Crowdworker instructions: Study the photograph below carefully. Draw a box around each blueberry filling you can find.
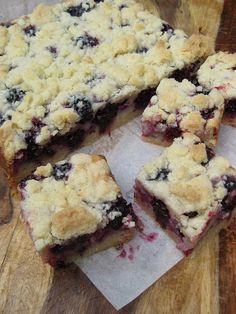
[221,176,236,212]
[0,22,13,28]
[119,4,128,10]
[47,46,58,56]
[184,211,198,218]
[223,176,236,192]
[47,197,135,266]
[94,103,118,132]
[149,168,170,181]
[161,23,174,34]
[171,61,202,83]
[94,0,104,3]
[201,147,215,166]
[135,88,156,109]
[200,107,216,120]
[6,88,25,104]
[52,162,72,181]
[106,197,132,230]
[76,34,99,48]
[66,3,92,17]
[63,129,86,148]
[24,119,45,159]
[136,47,148,54]
[0,115,5,126]
[165,124,182,140]
[23,25,37,37]
[225,99,236,113]
[151,199,170,228]
[65,97,93,123]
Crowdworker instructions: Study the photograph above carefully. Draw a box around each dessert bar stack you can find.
[0,0,235,265]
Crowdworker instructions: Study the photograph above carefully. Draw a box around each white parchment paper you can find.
[74,119,236,310]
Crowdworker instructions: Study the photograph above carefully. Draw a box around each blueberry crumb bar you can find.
[134,133,236,254]
[0,0,210,183]
[141,78,224,147]
[19,153,136,267]
[197,51,236,127]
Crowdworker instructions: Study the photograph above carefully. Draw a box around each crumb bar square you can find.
[141,78,224,147]
[197,51,236,127]
[19,153,136,267]
[0,0,210,182]
[134,133,236,254]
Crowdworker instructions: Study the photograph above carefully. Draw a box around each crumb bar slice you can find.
[0,0,210,183]
[19,153,136,267]
[197,51,236,126]
[134,133,236,255]
[141,78,224,147]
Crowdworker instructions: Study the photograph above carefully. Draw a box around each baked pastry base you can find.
[41,228,134,267]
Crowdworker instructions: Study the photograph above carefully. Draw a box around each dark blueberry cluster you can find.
[223,176,236,192]
[24,118,45,159]
[94,0,104,3]
[52,162,72,181]
[119,4,128,10]
[6,88,25,104]
[0,115,5,126]
[151,199,170,228]
[161,23,174,34]
[200,107,216,120]
[225,99,236,113]
[65,97,93,123]
[0,22,13,28]
[136,47,148,54]
[23,25,37,37]
[135,88,156,109]
[221,176,236,212]
[47,46,58,56]
[201,147,215,166]
[165,124,182,140]
[106,197,132,230]
[183,211,198,218]
[94,103,118,132]
[171,61,202,83]
[76,34,99,48]
[149,168,170,181]
[66,3,92,17]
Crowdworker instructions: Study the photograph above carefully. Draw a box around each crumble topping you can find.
[136,133,236,239]
[197,51,236,99]
[142,78,224,147]
[0,0,210,163]
[19,153,134,250]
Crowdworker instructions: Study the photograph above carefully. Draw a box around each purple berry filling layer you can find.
[12,87,156,174]
[134,178,236,255]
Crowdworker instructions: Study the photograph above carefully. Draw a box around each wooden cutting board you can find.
[0,1,235,313]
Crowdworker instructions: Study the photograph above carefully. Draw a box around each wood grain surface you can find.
[0,1,236,314]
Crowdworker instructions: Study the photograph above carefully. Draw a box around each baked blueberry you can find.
[149,168,170,181]
[6,88,25,104]
[52,162,72,180]
[66,3,92,17]
[65,97,93,123]
[76,34,99,48]
[23,25,37,37]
